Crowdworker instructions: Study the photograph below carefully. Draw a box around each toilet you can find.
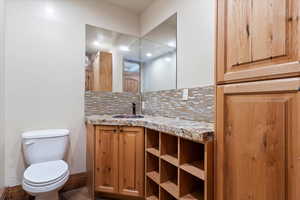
[22,129,70,200]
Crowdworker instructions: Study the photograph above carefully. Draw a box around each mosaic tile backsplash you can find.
[142,86,214,122]
[85,85,215,122]
[85,91,141,116]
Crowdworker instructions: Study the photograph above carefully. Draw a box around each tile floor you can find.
[62,187,90,200]
[62,187,113,200]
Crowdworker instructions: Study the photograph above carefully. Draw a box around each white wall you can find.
[4,0,139,186]
[0,0,5,189]
[142,52,176,92]
[140,0,215,88]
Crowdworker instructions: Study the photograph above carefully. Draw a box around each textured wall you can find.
[4,0,140,186]
[85,86,214,122]
[85,91,141,116]
[142,86,214,122]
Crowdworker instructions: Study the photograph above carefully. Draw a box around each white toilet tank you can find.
[22,129,69,165]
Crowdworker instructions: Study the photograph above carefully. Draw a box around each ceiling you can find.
[86,13,177,63]
[102,0,154,14]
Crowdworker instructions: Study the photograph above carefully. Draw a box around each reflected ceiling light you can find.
[45,5,55,16]
[165,57,172,62]
[167,41,176,48]
[119,46,130,52]
[93,41,100,47]
[146,53,152,57]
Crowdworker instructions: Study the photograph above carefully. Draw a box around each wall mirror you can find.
[85,25,140,92]
[141,14,177,92]
[85,13,177,93]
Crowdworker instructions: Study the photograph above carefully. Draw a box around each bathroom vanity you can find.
[86,115,214,200]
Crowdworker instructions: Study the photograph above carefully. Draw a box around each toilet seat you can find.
[23,160,69,194]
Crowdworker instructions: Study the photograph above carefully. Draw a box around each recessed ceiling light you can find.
[167,41,176,48]
[119,46,130,52]
[165,57,172,62]
[93,41,100,47]
[146,53,152,57]
[45,6,54,15]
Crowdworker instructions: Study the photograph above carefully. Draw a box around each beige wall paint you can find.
[4,0,139,186]
[0,0,5,189]
[140,0,215,88]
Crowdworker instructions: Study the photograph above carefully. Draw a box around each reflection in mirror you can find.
[85,25,140,93]
[85,13,177,93]
[141,14,177,92]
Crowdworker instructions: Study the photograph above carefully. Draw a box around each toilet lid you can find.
[24,160,69,186]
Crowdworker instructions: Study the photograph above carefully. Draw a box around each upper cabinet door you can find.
[95,126,119,194]
[216,0,300,83]
[216,78,300,200]
[118,127,145,197]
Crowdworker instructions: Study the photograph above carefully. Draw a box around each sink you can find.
[113,114,144,119]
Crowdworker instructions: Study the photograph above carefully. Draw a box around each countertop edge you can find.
[85,115,215,143]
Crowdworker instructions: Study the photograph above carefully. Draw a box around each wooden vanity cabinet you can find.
[87,125,145,200]
[119,127,145,197]
[216,78,300,200]
[94,126,119,194]
[216,0,300,84]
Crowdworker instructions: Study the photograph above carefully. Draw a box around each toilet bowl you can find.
[22,129,70,200]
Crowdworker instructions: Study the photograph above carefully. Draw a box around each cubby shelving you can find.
[179,170,204,200]
[145,129,214,200]
[146,178,159,200]
[180,139,205,180]
[161,188,177,200]
[160,133,179,166]
[146,129,160,157]
[160,160,179,198]
[146,152,160,184]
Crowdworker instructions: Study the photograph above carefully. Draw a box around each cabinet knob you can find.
[120,129,123,132]
[113,129,117,133]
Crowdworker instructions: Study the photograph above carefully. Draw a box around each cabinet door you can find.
[216,0,300,83]
[119,127,145,197]
[216,78,300,200]
[95,126,119,193]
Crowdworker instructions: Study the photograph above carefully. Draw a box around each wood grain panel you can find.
[217,0,300,83]
[216,80,300,200]
[119,127,145,197]
[99,52,113,92]
[227,0,252,66]
[95,126,119,194]
[224,95,286,200]
[86,123,95,200]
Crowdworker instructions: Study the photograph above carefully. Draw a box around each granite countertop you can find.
[86,115,214,143]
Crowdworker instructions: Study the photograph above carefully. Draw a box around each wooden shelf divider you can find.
[147,147,160,157]
[147,171,160,184]
[145,129,213,200]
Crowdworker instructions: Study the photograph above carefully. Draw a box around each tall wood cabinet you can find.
[216,78,300,200]
[216,0,300,199]
[87,125,145,200]
[216,0,300,84]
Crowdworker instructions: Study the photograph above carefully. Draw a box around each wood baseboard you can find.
[4,172,87,200]
[0,188,7,200]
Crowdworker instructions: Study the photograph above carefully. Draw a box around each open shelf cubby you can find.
[145,128,214,200]
[146,129,160,157]
[160,133,179,166]
[146,152,160,184]
[160,160,179,198]
[161,188,177,200]
[146,178,159,200]
[179,170,204,200]
[179,139,205,180]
